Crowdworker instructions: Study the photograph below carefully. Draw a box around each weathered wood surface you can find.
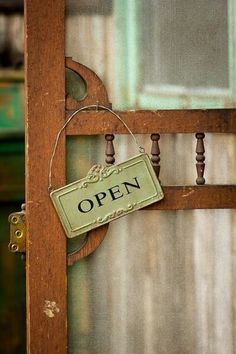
[67,224,108,266]
[65,58,113,265]
[66,109,236,135]
[25,1,67,353]
[144,185,236,210]
[65,57,111,110]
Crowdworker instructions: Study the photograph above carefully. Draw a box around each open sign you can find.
[50,153,164,238]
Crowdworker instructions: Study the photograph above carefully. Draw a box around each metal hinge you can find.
[8,203,26,254]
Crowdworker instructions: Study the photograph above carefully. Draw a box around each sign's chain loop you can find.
[48,104,145,192]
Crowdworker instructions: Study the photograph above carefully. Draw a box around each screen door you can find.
[65,1,236,354]
[24,1,236,353]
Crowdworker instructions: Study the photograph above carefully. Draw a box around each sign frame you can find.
[50,153,164,238]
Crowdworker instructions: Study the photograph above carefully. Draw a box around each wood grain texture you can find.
[65,59,113,266]
[66,109,236,135]
[144,185,236,210]
[65,57,111,110]
[25,1,67,353]
[67,225,109,266]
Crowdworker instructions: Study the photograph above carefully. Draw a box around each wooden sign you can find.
[50,153,164,238]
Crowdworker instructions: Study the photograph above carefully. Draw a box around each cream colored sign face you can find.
[50,153,164,238]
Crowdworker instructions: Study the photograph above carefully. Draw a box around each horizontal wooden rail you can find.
[66,109,236,135]
[143,185,236,210]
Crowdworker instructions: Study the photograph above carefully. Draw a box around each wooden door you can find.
[25,1,67,353]
[25,1,236,353]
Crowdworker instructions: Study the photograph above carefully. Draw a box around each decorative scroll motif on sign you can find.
[79,165,123,189]
[96,203,136,223]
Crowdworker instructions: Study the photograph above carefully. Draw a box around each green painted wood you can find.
[115,0,235,109]
[0,82,24,134]
[114,0,129,109]
[114,0,141,109]
[228,0,236,104]
[0,138,24,201]
[139,93,228,110]
[0,53,25,354]
[126,0,141,108]
[0,79,25,200]
[0,70,24,83]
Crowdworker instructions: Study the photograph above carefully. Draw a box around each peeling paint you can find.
[43,300,60,318]
[182,189,195,197]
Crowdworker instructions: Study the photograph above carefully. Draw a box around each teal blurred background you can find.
[0,1,25,353]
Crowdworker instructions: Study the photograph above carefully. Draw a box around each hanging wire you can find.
[48,104,145,192]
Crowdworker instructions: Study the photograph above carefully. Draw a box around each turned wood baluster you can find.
[150,134,160,178]
[195,132,205,185]
[105,134,115,165]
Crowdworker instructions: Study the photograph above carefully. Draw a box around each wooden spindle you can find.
[151,133,160,178]
[105,134,115,165]
[195,132,205,185]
